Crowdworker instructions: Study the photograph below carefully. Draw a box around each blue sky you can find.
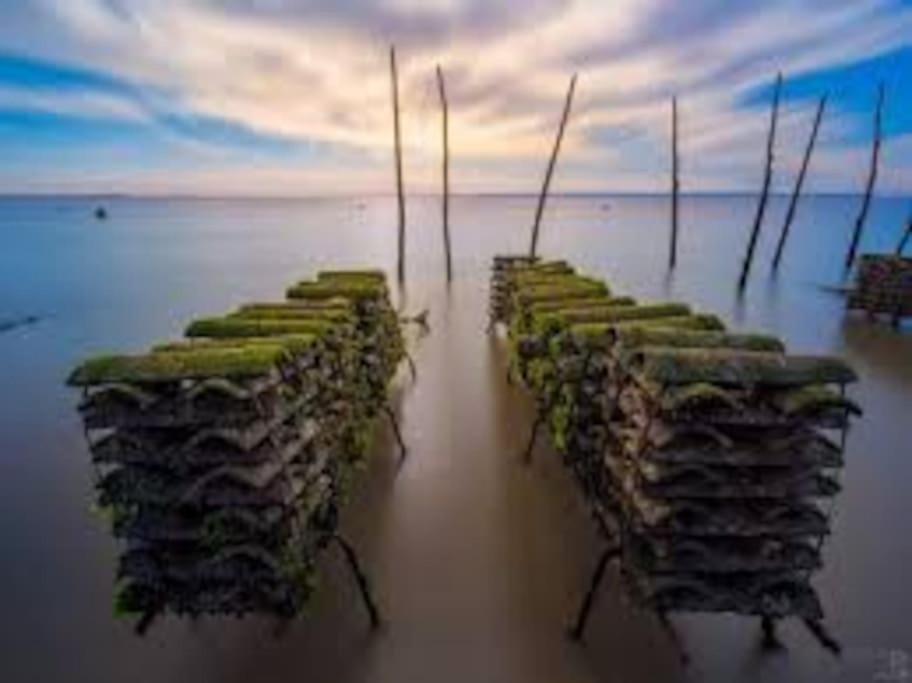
[0,1,910,195]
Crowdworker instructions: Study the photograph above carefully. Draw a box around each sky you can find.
[0,0,911,196]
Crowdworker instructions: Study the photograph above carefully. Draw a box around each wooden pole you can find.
[845,83,885,270]
[738,72,782,291]
[390,46,406,284]
[529,74,578,258]
[896,214,912,256]
[436,65,452,282]
[771,95,827,271]
[669,96,679,270]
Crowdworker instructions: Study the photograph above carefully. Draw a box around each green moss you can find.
[239,299,352,312]
[511,260,572,277]
[610,314,726,332]
[286,280,385,301]
[514,272,597,288]
[68,346,286,385]
[530,296,635,315]
[113,582,143,619]
[185,317,338,339]
[632,348,858,387]
[318,269,387,283]
[516,279,608,302]
[773,385,863,416]
[153,334,320,356]
[533,303,691,336]
[229,307,354,323]
[549,401,572,453]
[614,328,785,353]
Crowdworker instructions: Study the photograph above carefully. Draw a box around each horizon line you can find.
[0,190,909,201]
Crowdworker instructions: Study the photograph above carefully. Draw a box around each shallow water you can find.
[1,194,910,682]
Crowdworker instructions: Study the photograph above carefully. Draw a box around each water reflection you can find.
[1,194,910,682]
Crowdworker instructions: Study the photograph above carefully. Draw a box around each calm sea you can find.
[1,194,910,682]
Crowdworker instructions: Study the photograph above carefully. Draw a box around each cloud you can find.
[0,0,910,194]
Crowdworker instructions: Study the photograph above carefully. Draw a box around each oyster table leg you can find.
[332,534,381,629]
[567,544,619,641]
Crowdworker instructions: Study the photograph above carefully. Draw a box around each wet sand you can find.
[2,195,911,681]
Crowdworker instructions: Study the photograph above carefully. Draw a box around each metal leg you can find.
[761,615,784,651]
[802,618,841,656]
[333,534,381,629]
[523,409,544,464]
[656,611,690,666]
[567,546,618,641]
[134,608,160,636]
[383,403,408,461]
[404,350,418,382]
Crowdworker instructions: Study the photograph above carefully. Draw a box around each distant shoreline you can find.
[0,191,907,201]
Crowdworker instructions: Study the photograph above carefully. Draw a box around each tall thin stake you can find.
[669,96,680,270]
[845,83,885,271]
[390,46,406,284]
[738,72,782,291]
[771,95,827,272]
[896,214,912,256]
[436,65,452,282]
[529,74,578,258]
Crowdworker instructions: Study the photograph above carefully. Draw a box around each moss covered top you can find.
[68,347,286,386]
[185,317,339,339]
[238,299,352,313]
[567,315,727,346]
[531,296,635,315]
[318,269,388,283]
[229,307,354,323]
[512,271,581,290]
[773,384,862,416]
[631,347,858,387]
[286,280,386,301]
[613,328,785,353]
[515,281,609,307]
[153,334,320,356]
[611,314,726,332]
[511,259,571,274]
[533,302,691,336]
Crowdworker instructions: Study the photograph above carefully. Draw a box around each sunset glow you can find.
[1,0,911,195]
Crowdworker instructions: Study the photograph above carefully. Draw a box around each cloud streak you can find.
[0,0,910,194]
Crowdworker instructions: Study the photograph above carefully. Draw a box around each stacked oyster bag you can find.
[489,257,722,491]
[540,309,726,507]
[490,255,861,640]
[846,253,912,324]
[613,338,859,622]
[68,269,403,629]
[488,256,572,331]
[489,255,538,329]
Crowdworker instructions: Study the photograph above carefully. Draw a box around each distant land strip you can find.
[0,315,41,334]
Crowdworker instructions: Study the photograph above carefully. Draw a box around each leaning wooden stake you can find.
[738,73,782,291]
[845,83,885,271]
[529,74,578,258]
[896,214,912,256]
[771,95,827,271]
[436,65,453,282]
[669,96,680,269]
[390,46,406,284]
